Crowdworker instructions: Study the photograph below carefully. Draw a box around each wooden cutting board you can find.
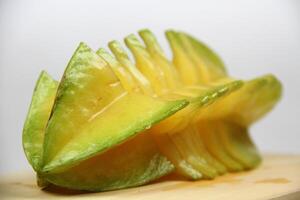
[0,154,299,200]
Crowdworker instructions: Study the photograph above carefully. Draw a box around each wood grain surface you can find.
[0,154,299,200]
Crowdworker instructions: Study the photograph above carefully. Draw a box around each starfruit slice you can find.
[99,31,244,179]
[165,30,281,171]
[23,71,58,171]
[23,43,188,191]
[101,29,281,179]
[41,43,187,173]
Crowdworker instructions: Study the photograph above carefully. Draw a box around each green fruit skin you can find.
[22,71,58,171]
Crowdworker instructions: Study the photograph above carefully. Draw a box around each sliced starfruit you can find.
[23,29,282,192]
[165,30,281,171]
[23,43,188,191]
[23,71,58,172]
[98,37,242,179]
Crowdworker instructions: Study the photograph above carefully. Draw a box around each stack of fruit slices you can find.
[22,29,282,191]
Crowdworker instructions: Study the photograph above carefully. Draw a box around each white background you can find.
[0,0,299,174]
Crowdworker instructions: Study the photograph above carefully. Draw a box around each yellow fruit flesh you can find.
[42,42,188,174]
[96,48,139,93]
[166,30,282,172]
[197,121,244,171]
[166,31,202,86]
[152,132,202,180]
[183,126,227,175]
[102,29,281,179]
[98,45,209,178]
[178,32,227,82]
[98,46,203,178]
[125,34,169,96]
[102,30,248,179]
[131,31,254,176]
[43,42,126,171]
[139,29,181,90]
[170,127,218,179]
[218,122,261,169]
[108,41,154,96]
